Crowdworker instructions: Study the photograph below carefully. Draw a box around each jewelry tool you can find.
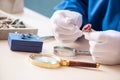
[29,54,100,69]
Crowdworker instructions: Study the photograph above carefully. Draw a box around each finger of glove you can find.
[55,30,82,40]
[83,31,107,42]
[89,49,111,64]
[89,40,114,53]
[89,41,120,65]
[91,51,120,65]
[51,15,66,26]
[51,16,78,33]
[92,55,112,65]
[51,10,82,30]
[50,10,73,27]
[55,38,77,43]
[54,30,82,42]
[65,13,82,28]
[54,24,80,35]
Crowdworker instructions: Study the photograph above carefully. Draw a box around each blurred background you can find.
[24,0,61,18]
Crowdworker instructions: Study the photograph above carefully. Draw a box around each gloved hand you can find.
[83,30,120,65]
[50,10,83,43]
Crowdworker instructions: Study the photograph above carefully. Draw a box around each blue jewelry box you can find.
[8,33,43,53]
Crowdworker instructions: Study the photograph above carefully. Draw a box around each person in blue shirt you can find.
[50,0,120,65]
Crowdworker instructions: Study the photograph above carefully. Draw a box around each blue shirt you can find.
[54,0,120,31]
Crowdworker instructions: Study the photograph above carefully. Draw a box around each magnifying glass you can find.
[29,54,100,69]
[54,46,91,57]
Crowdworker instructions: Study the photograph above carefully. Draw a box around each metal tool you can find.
[54,46,90,57]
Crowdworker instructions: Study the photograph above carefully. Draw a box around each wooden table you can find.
[0,8,120,80]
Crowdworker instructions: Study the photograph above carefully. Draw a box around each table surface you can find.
[0,8,120,80]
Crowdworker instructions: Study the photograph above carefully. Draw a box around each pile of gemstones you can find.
[0,16,25,29]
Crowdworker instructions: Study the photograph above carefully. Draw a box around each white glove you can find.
[84,30,120,65]
[50,10,83,43]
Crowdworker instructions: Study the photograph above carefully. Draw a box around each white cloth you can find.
[0,0,24,13]
[84,30,120,65]
[50,10,83,43]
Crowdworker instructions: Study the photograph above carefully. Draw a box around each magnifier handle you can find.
[69,61,100,68]
[61,60,100,68]
[75,50,91,55]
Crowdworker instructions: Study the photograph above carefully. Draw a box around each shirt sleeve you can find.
[54,0,88,28]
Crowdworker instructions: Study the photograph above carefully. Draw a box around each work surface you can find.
[0,8,120,80]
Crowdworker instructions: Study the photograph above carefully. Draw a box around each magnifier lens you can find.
[29,54,61,68]
[54,47,75,57]
[33,56,59,64]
